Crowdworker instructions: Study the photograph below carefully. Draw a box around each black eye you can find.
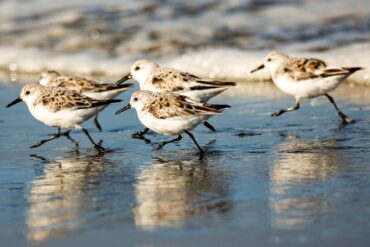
[134,97,138,101]
[267,58,272,62]
[134,66,140,71]
[25,91,30,95]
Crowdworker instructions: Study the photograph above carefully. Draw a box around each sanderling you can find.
[250,51,363,124]
[6,83,121,152]
[39,70,132,131]
[116,59,236,136]
[115,90,230,154]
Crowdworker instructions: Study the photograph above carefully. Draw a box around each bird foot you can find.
[153,143,165,151]
[271,110,284,117]
[94,144,106,153]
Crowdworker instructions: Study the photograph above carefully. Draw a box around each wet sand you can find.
[1,82,369,246]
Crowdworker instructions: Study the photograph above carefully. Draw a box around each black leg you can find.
[81,128,105,152]
[61,130,79,148]
[325,94,355,124]
[30,128,62,148]
[154,135,182,150]
[203,121,216,132]
[184,130,204,154]
[93,114,103,132]
[132,128,150,138]
[271,101,300,117]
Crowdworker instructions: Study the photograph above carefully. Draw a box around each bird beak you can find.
[115,73,132,86]
[6,97,22,108]
[115,103,131,115]
[250,64,265,73]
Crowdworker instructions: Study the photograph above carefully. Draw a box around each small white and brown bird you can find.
[39,70,132,131]
[115,90,230,154]
[116,59,236,136]
[250,51,363,124]
[6,83,121,152]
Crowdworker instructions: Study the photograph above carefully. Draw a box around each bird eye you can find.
[134,97,138,101]
[134,66,140,71]
[25,91,30,95]
[267,58,272,62]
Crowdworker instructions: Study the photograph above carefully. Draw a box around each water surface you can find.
[1,82,369,246]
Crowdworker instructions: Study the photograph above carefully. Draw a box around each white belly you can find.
[274,74,349,100]
[28,104,103,129]
[137,111,209,135]
[84,89,125,101]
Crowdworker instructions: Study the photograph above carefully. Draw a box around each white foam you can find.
[167,43,370,85]
[0,0,369,86]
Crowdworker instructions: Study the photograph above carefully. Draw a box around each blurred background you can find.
[1,1,370,246]
[0,0,369,84]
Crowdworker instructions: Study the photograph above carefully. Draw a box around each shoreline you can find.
[1,43,369,86]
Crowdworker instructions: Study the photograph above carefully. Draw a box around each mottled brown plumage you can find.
[47,75,127,93]
[149,67,236,92]
[140,92,228,119]
[273,56,363,82]
[277,57,327,81]
[34,86,120,112]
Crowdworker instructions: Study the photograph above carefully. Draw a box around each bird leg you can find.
[61,130,79,148]
[132,128,150,138]
[154,135,182,150]
[203,121,216,132]
[325,94,355,124]
[271,102,300,117]
[30,128,62,148]
[93,114,103,132]
[81,128,105,152]
[184,130,204,154]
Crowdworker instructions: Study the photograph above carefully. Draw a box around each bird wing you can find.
[145,93,228,119]
[38,87,120,112]
[279,58,328,81]
[150,68,236,92]
[51,76,131,93]
[316,66,363,78]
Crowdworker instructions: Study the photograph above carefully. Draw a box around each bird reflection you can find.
[133,152,231,231]
[269,138,342,229]
[25,152,119,242]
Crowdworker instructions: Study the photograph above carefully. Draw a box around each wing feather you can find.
[149,68,236,92]
[145,93,229,119]
[278,58,327,81]
[50,76,131,93]
[38,87,120,112]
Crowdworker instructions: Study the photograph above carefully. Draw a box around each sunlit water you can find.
[1,81,369,246]
[0,0,369,84]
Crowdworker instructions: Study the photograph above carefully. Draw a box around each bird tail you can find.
[344,67,365,73]
[196,80,237,88]
[90,99,122,108]
[321,67,364,77]
[209,104,231,110]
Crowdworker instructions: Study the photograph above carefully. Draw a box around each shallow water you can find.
[1,82,370,246]
[0,0,369,84]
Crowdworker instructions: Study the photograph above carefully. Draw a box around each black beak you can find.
[6,97,22,108]
[115,104,131,115]
[115,73,132,86]
[250,64,265,73]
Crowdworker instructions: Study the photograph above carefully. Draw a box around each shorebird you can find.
[115,90,230,154]
[39,70,132,131]
[116,59,236,137]
[6,83,121,152]
[251,51,363,124]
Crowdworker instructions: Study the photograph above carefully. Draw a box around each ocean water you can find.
[0,0,369,84]
[1,81,370,246]
[1,1,370,246]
